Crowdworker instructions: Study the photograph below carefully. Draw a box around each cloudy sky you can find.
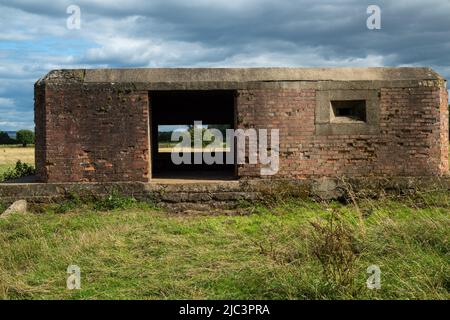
[0,0,449,131]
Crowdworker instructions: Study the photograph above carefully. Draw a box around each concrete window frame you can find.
[315,89,380,135]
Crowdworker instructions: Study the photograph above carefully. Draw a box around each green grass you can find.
[0,164,12,176]
[0,145,34,181]
[0,193,448,300]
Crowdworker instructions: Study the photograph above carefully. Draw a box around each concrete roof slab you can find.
[39,67,445,84]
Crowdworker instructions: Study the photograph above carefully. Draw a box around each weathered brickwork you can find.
[439,87,449,173]
[35,83,150,182]
[34,68,448,183]
[237,86,448,178]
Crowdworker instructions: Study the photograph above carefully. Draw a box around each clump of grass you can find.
[0,202,6,213]
[249,222,307,265]
[309,210,360,287]
[52,193,84,214]
[93,191,139,211]
[1,160,35,181]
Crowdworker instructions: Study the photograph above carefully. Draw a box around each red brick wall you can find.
[236,87,448,178]
[35,83,448,182]
[439,87,449,173]
[35,85,150,182]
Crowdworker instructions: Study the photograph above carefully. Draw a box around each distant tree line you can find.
[0,129,35,147]
[158,124,231,147]
[158,131,173,143]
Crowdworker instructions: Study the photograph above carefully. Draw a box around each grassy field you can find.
[0,145,34,176]
[0,193,448,300]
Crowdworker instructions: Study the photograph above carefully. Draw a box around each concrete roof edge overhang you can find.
[36,67,447,89]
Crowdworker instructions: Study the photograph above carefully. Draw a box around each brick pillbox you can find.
[34,68,449,183]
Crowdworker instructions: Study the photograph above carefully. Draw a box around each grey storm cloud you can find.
[0,0,449,130]
[1,0,449,66]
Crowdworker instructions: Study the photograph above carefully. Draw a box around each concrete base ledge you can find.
[1,177,449,206]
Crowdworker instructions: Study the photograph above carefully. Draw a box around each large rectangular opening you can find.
[149,90,236,180]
